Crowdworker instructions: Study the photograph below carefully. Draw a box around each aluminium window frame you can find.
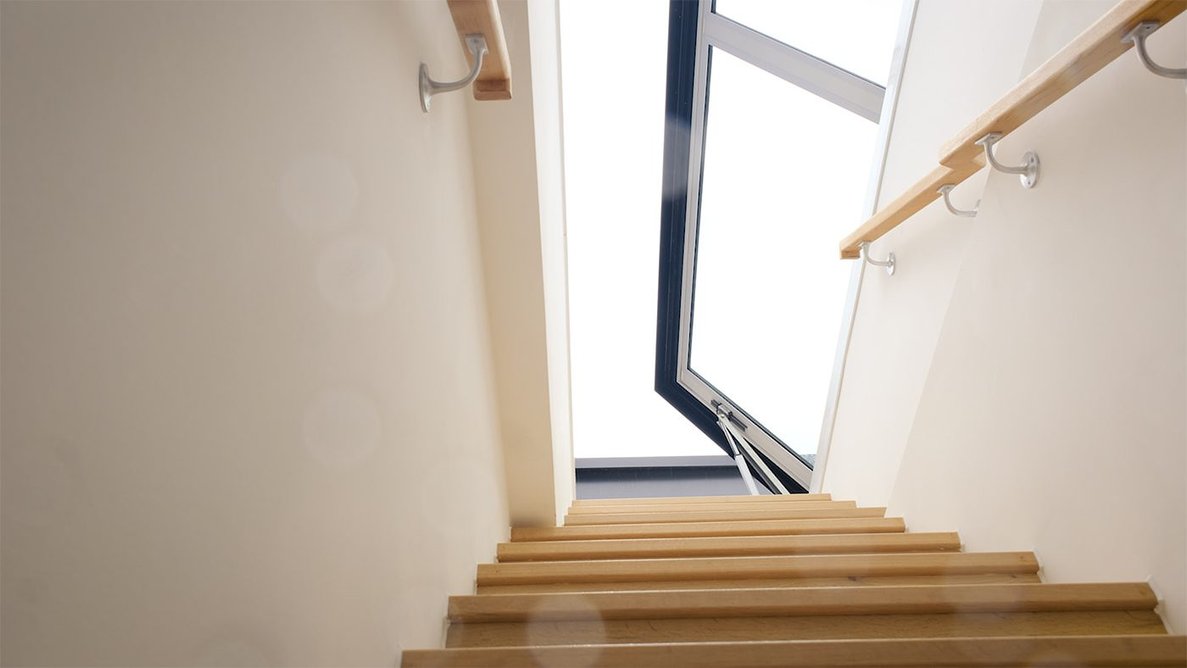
[655,0,917,491]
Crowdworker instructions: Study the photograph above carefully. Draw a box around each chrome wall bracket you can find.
[859,241,895,276]
[1122,22,1187,80]
[420,34,488,113]
[938,184,979,218]
[976,132,1039,188]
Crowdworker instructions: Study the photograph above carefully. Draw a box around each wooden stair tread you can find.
[446,610,1167,647]
[478,551,1039,586]
[571,493,832,507]
[497,531,961,562]
[448,582,1158,623]
[403,634,1187,667]
[565,502,870,526]
[564,506,888,525]
[477,573,1042,594]
[513,517,906,541]
[569,497,839,514]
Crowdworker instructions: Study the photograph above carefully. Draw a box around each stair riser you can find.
[403,635,1187,667]
[566,503,870,525]
[513,517,906,541]
[571,493,832,508]
[497,532,962,562]
[447,611,1167,648]
[565,506,889,526]
[477,552,1040,586]
[568,498,841,514]
[477,573,1042,594]
[449,583,1157,624]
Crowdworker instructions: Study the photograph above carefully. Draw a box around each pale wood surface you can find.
[497,531,961,562]
[569,500,844,515]
[565,502,873,526]
[447,582,1157,623]
[572,493,831,507]
[447,610,1166,647]
[567,506,886,525]
[838,159,984,258]
[939,0,1186,168]
[476,551,1041,587]
[562,507,883,529]
[513,517,906,541]
[404,492,1184,667]
[445,0,512,100]
[477,572,1042,594]
[477,550,1035,588]
[404,635,1187,667]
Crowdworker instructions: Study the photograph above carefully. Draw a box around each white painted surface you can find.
[1,1,517,663]
[527,0,577,526]
[822,0,1045,508]
[823,0,1187,634]
[464,0,573,527]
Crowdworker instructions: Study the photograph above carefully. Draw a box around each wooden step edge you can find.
[475,572,1044,594]
[496,531,962,562]
[447,582,1157,623]
[403,634,1187,667]
[571,493,832,506]
[513,517,906,541]
[445,609,1169,648]
[567,499,856,517]
[568,497,840,514]
[565,506,884,525]
[476,551,1039,586]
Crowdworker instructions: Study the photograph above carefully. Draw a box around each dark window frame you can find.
[653,0,905,493]
[653,0,806,494]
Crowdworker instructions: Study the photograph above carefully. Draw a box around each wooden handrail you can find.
[940,0,1184,168]
[446,0,512,100]
[839,160,984,260]
[840,0,1184,259]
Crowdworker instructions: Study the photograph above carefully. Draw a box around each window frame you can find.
[655,0,916,491]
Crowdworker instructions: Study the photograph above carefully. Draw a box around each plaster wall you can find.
[823,0,1186,634]
[466,0,574,527]
[1,2,516,663]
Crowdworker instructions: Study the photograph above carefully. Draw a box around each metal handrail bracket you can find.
[859,241,895,276]
[938,184,979,218]
[975,132,1039,189]
[420,34,488,113]
[1123,21,1187,80]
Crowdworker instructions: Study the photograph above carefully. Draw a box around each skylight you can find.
[561,0,719,458]
[561,1,907,465]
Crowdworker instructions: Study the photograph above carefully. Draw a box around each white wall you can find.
[824,0,1186,634]
[465,0,574,527]
[525,0,578,523]
[821,0,1045,507]
[1,2,517,664]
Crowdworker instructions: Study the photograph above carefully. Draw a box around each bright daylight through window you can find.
[562,1,907,485]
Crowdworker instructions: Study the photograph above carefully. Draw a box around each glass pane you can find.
[690,48,879,459]
[714,0,903,85]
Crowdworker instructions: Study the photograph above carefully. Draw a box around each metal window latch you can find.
[711,401,747,431]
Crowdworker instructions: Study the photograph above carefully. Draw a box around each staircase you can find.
[401,494,1186,666]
